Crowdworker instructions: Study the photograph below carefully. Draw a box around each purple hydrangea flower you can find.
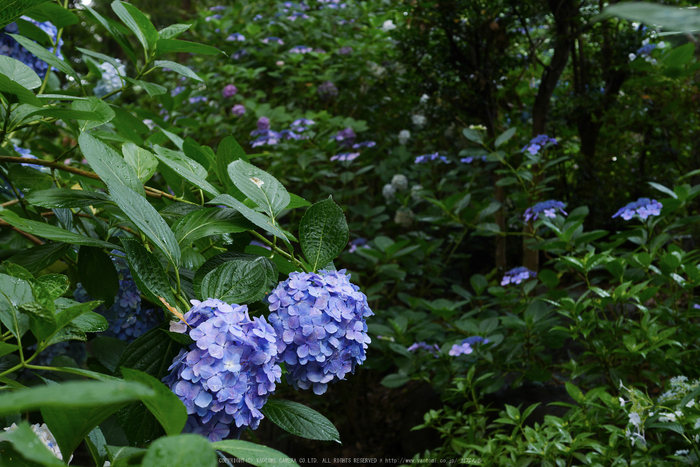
[636,43,657,56]
[231,104,246,116]
[415,152,450,164]
[74,252,162,342]
[257,117,270,131]
[222,84,238,98]
[232,49,248,60]
[209,6,226,11]
[189,96,208,104]
[226,32,245,42]
[348,238,369,253]
[164,299,281,439]
[205,14,223,22]
[338,46,353,55]
[171,86,185,97]
[501,267,536,286]
[287,12,310,21]
[524,200,567,221]
[448,336,489,357]
[262,36,285,45]
[407,342,440,357]
[523,134,557,155]
[332,127,356,147]
[317,81,338,99]
[352,141,376,149]
[290,118,315,131]
[268,270,373,395]
[250,132,280,148]
[330,152,360,162]
[612,198,663,220]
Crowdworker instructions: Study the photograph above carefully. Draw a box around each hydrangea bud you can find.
[391,174,408,191]
[382,183,396,201]
[398,129,410,145]
[231,104,246,116]
[164,299,281,440]
[268,270,373,395]
[222,84,238,98]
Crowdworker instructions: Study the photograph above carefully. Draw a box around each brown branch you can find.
[0,220,44,245]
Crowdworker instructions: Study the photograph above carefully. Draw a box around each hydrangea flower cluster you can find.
[74,253,161,342]
[398,129,411,145]
[31,341,86,368]
[348,238,370,253]
[164,299,281,440]
[231,104,245,116]
[612,198,662,221]
[415,152,450,164]
[394,208,415,227]
[4,423,67,461]
[338,46,353,55]
[523,134,557,155]
[189,96,208,104]
[408,341,440,357]
[0,18,63,78]
[318,81,338,99]
[226,32,245,42]
[330,152,359,162]
[262,36,284,45]
[382,183,396,201]
[268,270,373,395]
[448,336,489,357]
[93,60,126,98]
[524,200,567,221]
[289,45,313,54]
[250,117,314,147]
[501,267,537,286]
[222,84,237,98]
[391,174,408,191]
[412,114,427,128]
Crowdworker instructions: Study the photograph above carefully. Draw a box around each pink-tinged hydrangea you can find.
[74,252,161,342]
[231,104,245,116]
[163,299,281,440]
[222,84,237,98]
[268,270,373,395]
[500,267,536,286]
[612,198,662,221]
[448,336,489,357]
[523,134,557,155]
[523,200,567,222]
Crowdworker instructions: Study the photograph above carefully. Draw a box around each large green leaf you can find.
[0,0,51,30]
[78,246,119,308]
[124,77,167,97]
[212,440,300,467]
[209,194,289,241]
[0,210,118,249]
[154,60,203,82]
[109,183,181,267]
[158,23,191,40]
[25,188,113,209]
[121,368,187,436]
[72,97,115,131]
[5,242,71,275]
[0,421,63,467]
[155,38,220,56]
[120,237,177,309]
[299,197,348,272]
[24,107,102,122]
[172,207,253,246]
[111,1,159,54]
[7,164,53,195]
[0,273,33,339]
[228,159,290,218]
[85,5,138,64]
[79,132,145,197]
[596,3,700,33]
[142,435,216,467]
[153,145,219,198]
[262,399,341,443]
[0,380,154,416]
[123,143,158,183]
[116,323,184,380]
[0,55,41,106]
[8,33,80,81]
[216,135,249,199]
[24,2,78,28]
[199,255,277,304]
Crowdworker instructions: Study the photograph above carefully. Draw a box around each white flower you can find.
[629,412,641,426]
[675,450,690,456]
[381,20,396,32]
[382,183,396,201]
[391,174,408,191]
[687,399,695,408]
[412,114,426,128]
[410,185,423,202]
[367,61,386,78]
[619,397,626,407]
[659,412,677,422]
[398,129,410,145]
[420,94,429,104]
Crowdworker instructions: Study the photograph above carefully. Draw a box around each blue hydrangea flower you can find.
[188,96,208,104]
[0,17,63,78]
[164,299,281,440]
[74,252,161,342]
[636,43,656,56]
[501,267,536,286]
[261,36,284,45]
[415,152,450,164]
[268,270,373,395]
[226,32,245,42]
[93,60,126,99]
[352,141,376,149]
[290,118,315,132]
[348,238,369,253]
[13,146,45,171]
[523,134,557,155]
[330,152,360,162]
[448,336,489,357]
[612,198,662,221]
[289,45,313,54]
[408,342,440,357]
[460,157,473,163]
[523,200,567,222]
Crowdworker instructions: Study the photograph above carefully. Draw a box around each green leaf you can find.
[462,128,484,144]
[154,60,203,82]
[228,159,290,218]
[121,368,187,436]
[287,193,311,209]
[54,300,103,332]
[24,107,102,122]
[79,132,145,197]
[76,47,123,75]
[380,373,410,388]
[216,135,249,199]
[92,336,127,373]
[124,77,167,96]
[648,181,678,199]
[596,3,700,33]
[158,23,191,40]
[122,143,158,183]
[262,399,341,443]
[85,5,138,65]
[7,165,53,195]
[199,255,277,304]
[8,33,80,81]
[299,197,348,272]
[173,207,253,246]
[25,187,112,209]
[109,183,181,267]
[78,246,119,308]
[494,127,516,149]
[0,380,154,416]
[111,1,159,54]
[212,440,300,467]
[4,242,71,275]
[24,2,78,28]
[153,145,219,198]
[155,38,220,56]
[72,97,115,131]
[142,434,216,467]
[0,421,64,467]
[0,55,41,106]
[0,0,51,30]
[209,194,289,241]
[0,342,19,359]
[35,274,68,300]
[120,237,177,309]
[116,323,184,380]
[0,210,118,249]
